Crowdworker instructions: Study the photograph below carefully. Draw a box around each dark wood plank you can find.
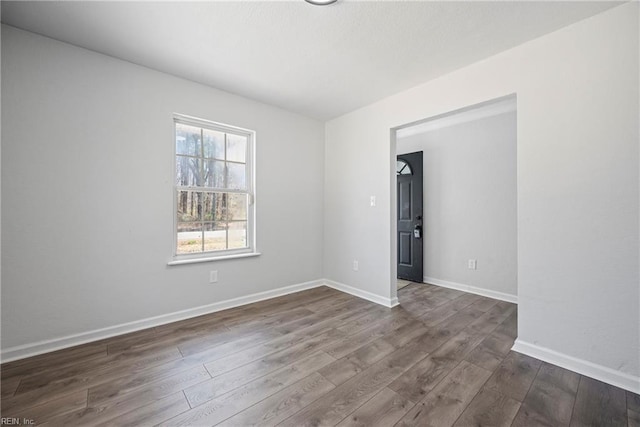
[200,327,334,379]
[433,304,486,337]
[396,361,492,427]
[317,358,364,386]
[95,391,189,427]
[429,328,486,363]
[177,323,284,357]
[322,312,414,360]
[429,287,467,301]
[1,342,107,379]
[482,351,542,402]
[202,300,379,380]
[570,376,627,427]
[346,321,429,370]
[303,292,366,314]
[466,301,516,336]
[449,293,483,310]
[159,352,335,426]
[277,331,433,427]
[187,329,343,407]
[417,299,463,328]
[1,389,87,425]
[39,366,209,426]
[335,387,414,427]
[628,390,640,413]
[1,347,108,393]
[2,347,184,413]
[14,344,183,395]
[87,365,210,406]
[465,329,514,371]
[453,388,520,427]
[315,320,429,387]
[217,373,335,426]
[0,374,22,398]
[106,320,230,355]
[494,309,517,339]
[469,296,499,312]
[272,298,373,335]
[388,353,459,403]
[512,362,580,427]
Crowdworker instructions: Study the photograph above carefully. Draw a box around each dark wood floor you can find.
[1,284,638,426]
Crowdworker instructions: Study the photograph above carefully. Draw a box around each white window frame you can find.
[169,113,257,265]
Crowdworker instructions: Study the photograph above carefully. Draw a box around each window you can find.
[173,114,255,260]
[396,159,412,175]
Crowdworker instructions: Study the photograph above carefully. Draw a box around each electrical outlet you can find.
[353,260,359,271]
[209,270,218,283]
[468,260,477,270]
[370,196,376,207]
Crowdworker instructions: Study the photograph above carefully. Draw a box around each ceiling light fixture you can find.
[304,0,338,5]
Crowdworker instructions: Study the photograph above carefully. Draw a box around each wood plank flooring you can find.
[1,283,637,426]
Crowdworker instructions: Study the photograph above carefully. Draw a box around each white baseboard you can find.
[512,339,640,394]
[424,276,517,304]
[1,279,325,363]
[323,279,399,308]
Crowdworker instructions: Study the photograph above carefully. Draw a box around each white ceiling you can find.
[1,1,622,120]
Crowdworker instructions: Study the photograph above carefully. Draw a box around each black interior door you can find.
[397,151,423,282]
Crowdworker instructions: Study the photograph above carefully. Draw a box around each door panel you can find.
[399,232,412,265]
[397,151,423,282]
[399,181,412,220]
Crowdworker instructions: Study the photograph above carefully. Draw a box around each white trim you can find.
[512,339,640,394]
[395,95,516,139]
[323,279,399,308]
[168,251,261,265]
[423,276,518,304]
[173,113,255,136]
[172,114,257,261]
[0,279,324,363]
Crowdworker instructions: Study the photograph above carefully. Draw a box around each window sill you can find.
[167,252,261,266]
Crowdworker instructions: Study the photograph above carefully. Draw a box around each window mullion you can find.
[199,129,204,252]
[224,133,229,250]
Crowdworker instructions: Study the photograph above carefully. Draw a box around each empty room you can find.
[1,1,639,426]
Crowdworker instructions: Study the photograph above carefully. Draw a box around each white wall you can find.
[1,26,325,352]
[397,110,517,299]
[324,3,639,391]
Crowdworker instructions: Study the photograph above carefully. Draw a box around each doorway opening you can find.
[391,94,518,301]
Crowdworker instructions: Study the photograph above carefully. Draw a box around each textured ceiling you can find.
[1,1,622,120]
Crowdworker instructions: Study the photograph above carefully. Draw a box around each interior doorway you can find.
[391,94,518,301]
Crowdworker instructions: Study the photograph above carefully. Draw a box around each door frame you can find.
[389,94,517,303]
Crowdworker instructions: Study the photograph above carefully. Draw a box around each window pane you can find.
[204,160,225,188]
[177,223,203,254]
[227,193,247,221]
[227,162,246,190]
[177,191,202,222]
[204,222,227,252]
[228,221,247,249]
[176,123,202,156]
[174,117,254,257]
[203,129,225,159]
[202,192,226,222]
[227,134,246,163]
[176,156,202,186]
